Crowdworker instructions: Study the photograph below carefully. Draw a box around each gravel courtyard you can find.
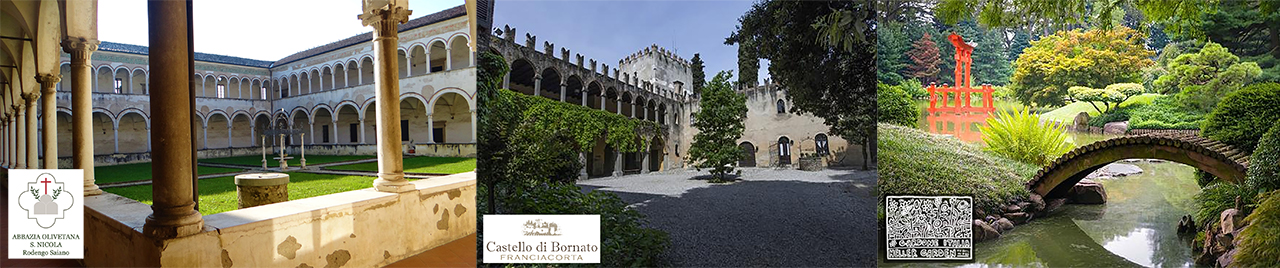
[577,168,878,267]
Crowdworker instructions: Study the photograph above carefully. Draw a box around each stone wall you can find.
[84,172,477,267]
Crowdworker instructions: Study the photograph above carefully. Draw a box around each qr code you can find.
[884,196,973,260]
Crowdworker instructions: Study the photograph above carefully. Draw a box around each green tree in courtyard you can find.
[907,32,943,85]
[690,53,706,94]
[728,0,878,169]
[1010,27,1154,107]
[688,72,747,182]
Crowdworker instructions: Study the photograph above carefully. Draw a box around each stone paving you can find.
[577,167,879,267]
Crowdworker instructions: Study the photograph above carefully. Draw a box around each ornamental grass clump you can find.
[979,107,1074,166]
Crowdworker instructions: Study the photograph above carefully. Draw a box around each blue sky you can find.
[98,0,463,62]
[493,0,769,84]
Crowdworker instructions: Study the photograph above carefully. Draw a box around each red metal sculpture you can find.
[927,33,995,114]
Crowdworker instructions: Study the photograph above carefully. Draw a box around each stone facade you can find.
[40,6,475,165]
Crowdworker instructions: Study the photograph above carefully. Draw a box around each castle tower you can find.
[617,44,694,95]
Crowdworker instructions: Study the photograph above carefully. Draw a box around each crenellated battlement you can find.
[620,44,690,69]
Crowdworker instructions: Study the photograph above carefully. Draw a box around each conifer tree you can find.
[907,32,942,85]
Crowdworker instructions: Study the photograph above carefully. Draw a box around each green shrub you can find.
[1194,180,1258,228]
[877,82,919,127]
[1157,42,1263,111]
[991,85,1013,100]
[1249,123,1280,192]
[1129,95,1205,130]
[1202,83,1280,153]
[877,124,1038,216]
[979,107,1075,166]
[1233,190,1280,268]
[899,79,927,99]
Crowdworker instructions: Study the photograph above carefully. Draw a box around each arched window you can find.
[778,136,791,156]
[216,84,225,98]
[815,134,829,156]
[776,100,786,114]
[689,113,696,125]
[778,136,792,165]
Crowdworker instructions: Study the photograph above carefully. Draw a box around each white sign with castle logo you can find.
[483,214,600,263]
[8,169,85,259]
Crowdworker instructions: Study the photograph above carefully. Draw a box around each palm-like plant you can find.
[980,107,1074,166]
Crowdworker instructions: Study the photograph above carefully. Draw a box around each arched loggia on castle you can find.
[1,0,477,266]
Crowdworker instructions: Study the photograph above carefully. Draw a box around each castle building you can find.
[487,26,865,175]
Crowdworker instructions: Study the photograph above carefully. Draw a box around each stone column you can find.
[227,123,233,147]
[581,91,587,106]
[200,125,207,149]
[470,109,477,143]
[250,124,256,146]
[559,81,566,102]
[641,149,650,174]
[64,38,101,193]
[25,93,39,169]
[444,47,452,71]
[599,95,606,111]
[533,75,542,96]
[38,74,60,169]
[113,124,121,153]
[358,119,366,144]
[1,118,7,167]
[425,114,434,143]
[360,3,414,192]
[308,123,315,145]
[630,101,636,118]
[615,98,622,115]
[579,152,589,180]
[502,73,510,89]
[612,151,623,177]
[2,117,9,167]
[142,0,204,239]
[331,119,339,144]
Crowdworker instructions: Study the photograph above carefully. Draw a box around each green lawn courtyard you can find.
[325,156,475,174]
[95,162,243,185]
[200,155,376,167]
[103,172,399,215]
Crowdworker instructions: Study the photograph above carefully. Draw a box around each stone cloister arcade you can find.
[270,34,472,99]
[488,27,692,176]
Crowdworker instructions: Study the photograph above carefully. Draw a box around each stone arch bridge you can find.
[1028,133,1252,198]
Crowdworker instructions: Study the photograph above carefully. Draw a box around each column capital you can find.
[60,37,100,55]
[37,74,61,93]
[358,6,412,34]
[22,92,40,103]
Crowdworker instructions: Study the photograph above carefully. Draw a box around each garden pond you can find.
[883,101,1206,267]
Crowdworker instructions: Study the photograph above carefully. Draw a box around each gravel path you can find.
[577,168,879,267]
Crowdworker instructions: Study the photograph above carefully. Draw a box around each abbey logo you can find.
[8,169,85,259]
